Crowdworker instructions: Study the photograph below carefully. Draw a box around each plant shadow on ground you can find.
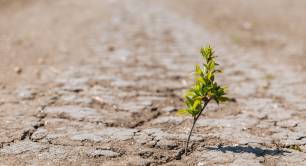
[207,145,291,157]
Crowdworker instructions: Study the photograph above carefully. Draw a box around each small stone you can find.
[14,67,22,74]
[31,128,48,141]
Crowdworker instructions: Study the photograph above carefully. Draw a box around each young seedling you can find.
[178,46,229,156]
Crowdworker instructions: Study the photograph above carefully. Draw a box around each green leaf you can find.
[176,109,190,116]
[192,100,201,109]
[207,60,215,70]
[193,96,203,100]
[185,96,193,107]
[185,90,195,98]
[195,64,202,75]
[219,96,229,102]
[214,69,222,73]
[189,109,198,117]
[196,77,206,85]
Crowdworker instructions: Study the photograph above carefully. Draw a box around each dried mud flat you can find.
[1,0,306,165]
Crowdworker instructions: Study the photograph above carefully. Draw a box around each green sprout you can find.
[178,46,229,155]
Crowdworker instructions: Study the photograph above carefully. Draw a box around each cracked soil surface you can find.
[1,0,306,165]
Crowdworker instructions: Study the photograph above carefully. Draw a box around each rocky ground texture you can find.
[1,0,306,165]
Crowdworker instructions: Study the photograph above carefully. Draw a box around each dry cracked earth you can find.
[1,0,306,165]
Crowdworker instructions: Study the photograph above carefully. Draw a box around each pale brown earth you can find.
[1,0,306,165]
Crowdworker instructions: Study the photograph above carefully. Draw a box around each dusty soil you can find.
[1,0,306,165]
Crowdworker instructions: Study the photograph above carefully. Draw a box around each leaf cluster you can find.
[178,46,228,117]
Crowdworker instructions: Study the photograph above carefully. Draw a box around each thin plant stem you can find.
[185,99,210,156]
[185,116,197,156]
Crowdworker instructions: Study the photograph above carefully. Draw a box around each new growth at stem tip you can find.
[177,45,229,117]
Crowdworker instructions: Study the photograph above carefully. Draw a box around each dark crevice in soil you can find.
[20,129,33,140]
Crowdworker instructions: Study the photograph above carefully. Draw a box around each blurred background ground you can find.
[164,0,306,68]
[1,0,306,86]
